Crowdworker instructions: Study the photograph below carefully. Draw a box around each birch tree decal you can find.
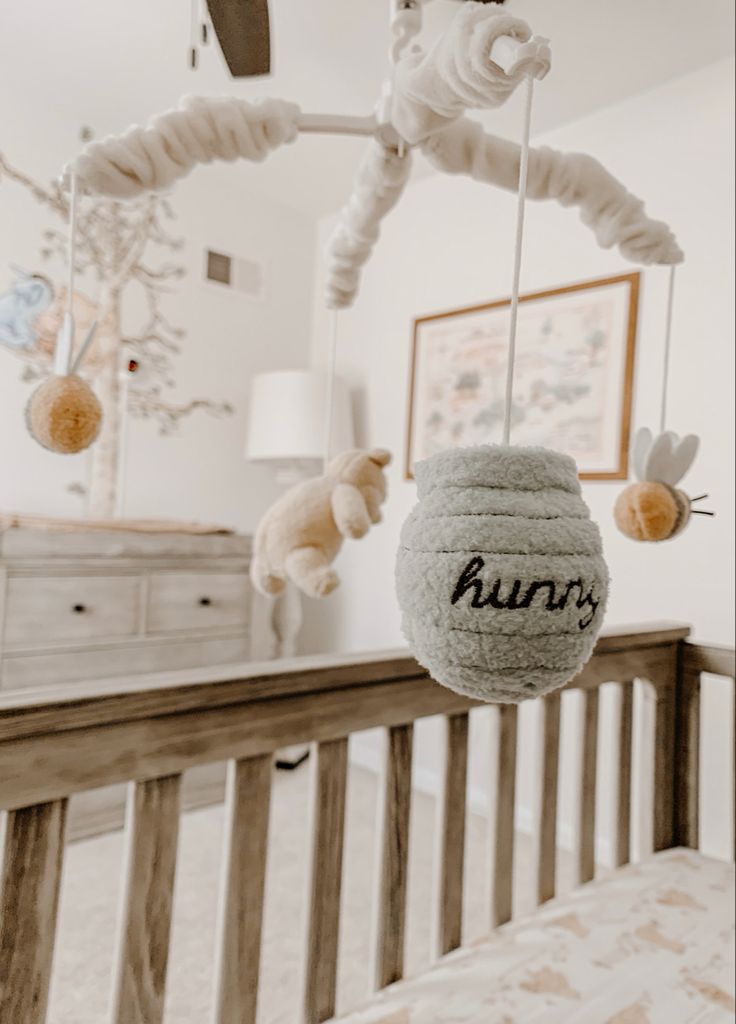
[0,152,233,517]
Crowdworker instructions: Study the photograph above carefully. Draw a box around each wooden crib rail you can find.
[0,624,689,811]
[0,623,698,1024]
[674,640,736,855]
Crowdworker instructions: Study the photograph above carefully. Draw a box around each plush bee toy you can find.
[26,169,102,456]
[26,311,101,455]
[614,427,713,542]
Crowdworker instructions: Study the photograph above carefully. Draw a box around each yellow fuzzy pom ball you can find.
[26,375,103,454]
[614,481,690,542]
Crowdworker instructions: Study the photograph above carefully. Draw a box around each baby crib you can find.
[0,622,733,1023]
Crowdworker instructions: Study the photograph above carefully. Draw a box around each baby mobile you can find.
[57,1,685,702]
[614,266,713,542]
[25,170,102,455]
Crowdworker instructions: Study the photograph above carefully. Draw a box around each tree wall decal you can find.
[0,152,233,517]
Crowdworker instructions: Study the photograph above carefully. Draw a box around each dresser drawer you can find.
[4,576,141,645]
[146,573,250,634]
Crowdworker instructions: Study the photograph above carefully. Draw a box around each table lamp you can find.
[245,369,354,483]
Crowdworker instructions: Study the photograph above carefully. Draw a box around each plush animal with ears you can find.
[251,448,392,599]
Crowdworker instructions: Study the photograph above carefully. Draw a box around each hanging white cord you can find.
[659,264,677,433]
[67,169,77,307]
[189,0,200,67]
[502,74,535,446]
[116,371,131,518]
[323,309,340,471]
[54,168,77,376]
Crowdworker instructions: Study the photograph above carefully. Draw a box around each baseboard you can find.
[349,738,613,867]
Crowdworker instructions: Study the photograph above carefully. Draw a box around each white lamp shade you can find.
[246,370,354,477]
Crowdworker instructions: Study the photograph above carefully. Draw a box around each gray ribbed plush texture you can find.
[396,445,609,703]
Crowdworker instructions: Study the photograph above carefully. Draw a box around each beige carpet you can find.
[48,763,575,1024]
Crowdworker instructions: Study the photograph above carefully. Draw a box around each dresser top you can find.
[0,527,252,562]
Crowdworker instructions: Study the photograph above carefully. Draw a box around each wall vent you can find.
[204,249,265,299]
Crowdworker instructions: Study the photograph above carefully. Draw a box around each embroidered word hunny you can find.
[450,556,600,631]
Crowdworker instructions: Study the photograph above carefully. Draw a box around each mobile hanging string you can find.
[189,0,207,68]
[323,309,340,470]
[656,264,710,517]
[659,263,677,433]
[502,74,535,446]
[54,167,78,377]
[55,166,97,378]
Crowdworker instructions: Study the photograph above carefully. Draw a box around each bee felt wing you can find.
[667,433,700,485]
[643,431,676,484]
[644,431,699,486]
[632,426,653,482]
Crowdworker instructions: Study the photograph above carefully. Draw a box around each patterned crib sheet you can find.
[337,849,735,1024]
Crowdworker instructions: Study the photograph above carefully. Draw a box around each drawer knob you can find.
[198,596,212,607]
[72,603,87,614]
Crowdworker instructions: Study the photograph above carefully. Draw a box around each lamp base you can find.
[274,459,322,485]
[275,745,311,770]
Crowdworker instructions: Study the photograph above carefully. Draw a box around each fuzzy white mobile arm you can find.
[389,6,548,143]
[68,2,682,310]
[421,119,683,266]
[324,142,412,309]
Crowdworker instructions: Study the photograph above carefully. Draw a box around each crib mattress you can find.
[337,848,735,1024]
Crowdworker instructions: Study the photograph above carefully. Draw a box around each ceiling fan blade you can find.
[205,0,271,77]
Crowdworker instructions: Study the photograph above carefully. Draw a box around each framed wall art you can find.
[406,271,640,481]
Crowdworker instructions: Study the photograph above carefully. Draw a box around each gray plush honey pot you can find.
[396,445,610,703]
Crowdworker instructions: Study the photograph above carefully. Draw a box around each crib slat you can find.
[535,693,561,905]
[214,755,273,1024]
[492,704,518,928]
[578,689,599,883]
[375,723,414,989]
[653,671,677,852]
[304,738,349,1024]
[0,800,67,1024]
[674,669,701,849]
[615,681,634,866]
[112,775,182,1024]
[437,712,469,955]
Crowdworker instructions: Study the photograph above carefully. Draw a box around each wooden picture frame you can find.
[405,271,640,481]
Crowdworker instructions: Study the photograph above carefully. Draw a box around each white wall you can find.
[306,60,735,861]
[120,164,317,532]
[0,107,316,532]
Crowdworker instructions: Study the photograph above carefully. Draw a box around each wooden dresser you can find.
[0,527,276,693]
[0,525,286,837]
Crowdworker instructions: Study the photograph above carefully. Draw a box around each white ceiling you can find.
[1,0,734,220]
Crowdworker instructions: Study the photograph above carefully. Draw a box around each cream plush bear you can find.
[251,448,392,599]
